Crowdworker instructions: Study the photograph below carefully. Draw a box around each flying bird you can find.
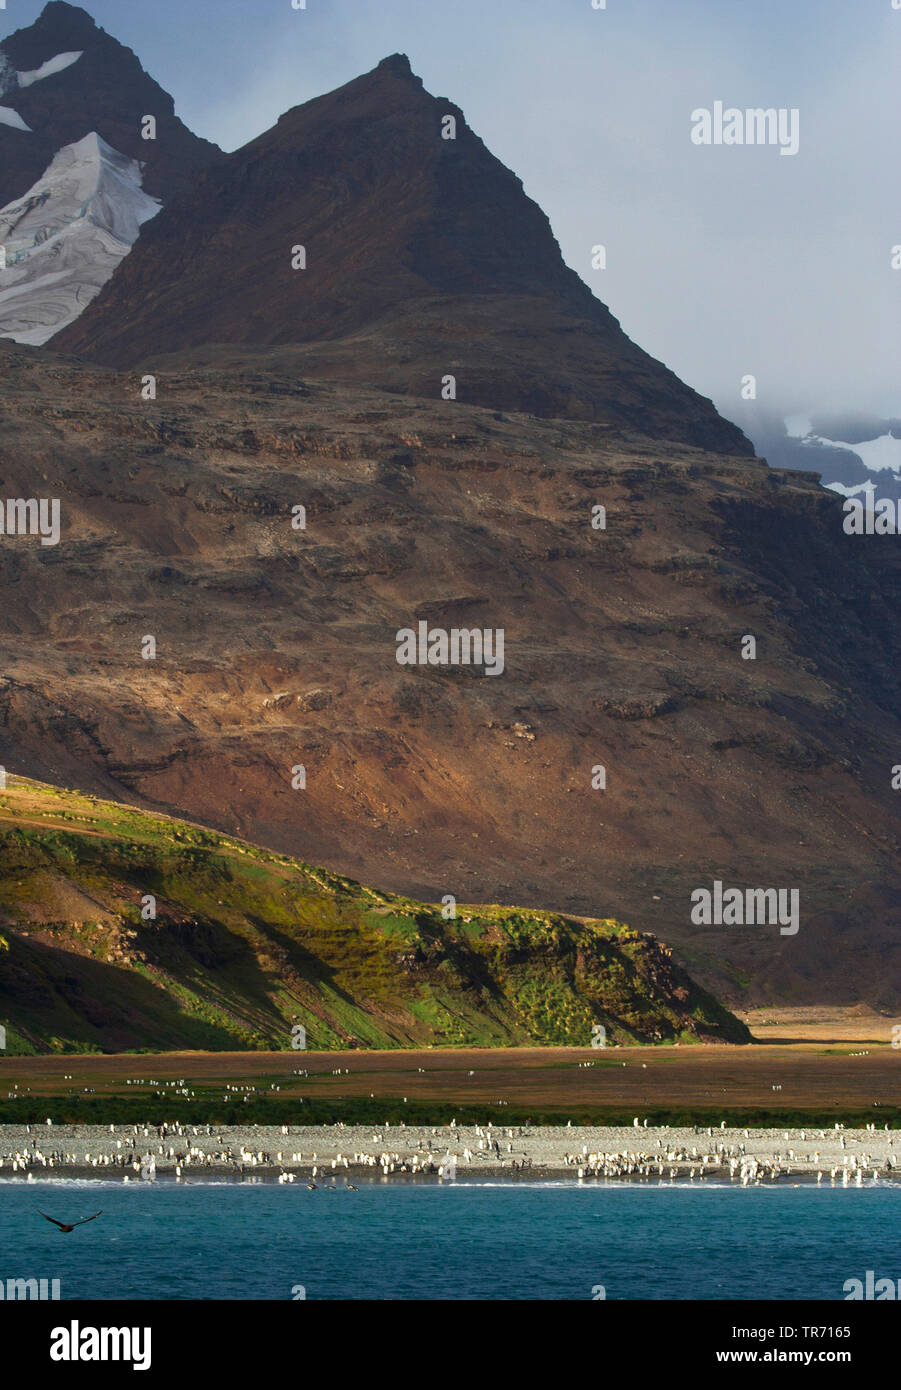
[38,1209,102,1233]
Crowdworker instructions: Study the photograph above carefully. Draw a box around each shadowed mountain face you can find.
[2,341,901,1010]
[53,53,749,452]
[0,1,221,207]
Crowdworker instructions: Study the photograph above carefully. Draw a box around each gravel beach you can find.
[1,1122,899,1183]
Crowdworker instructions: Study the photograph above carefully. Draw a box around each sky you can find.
[3,0,900,425]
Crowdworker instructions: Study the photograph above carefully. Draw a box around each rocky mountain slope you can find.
[0,1,221,209]
[53,53,749,453]
[1,28,898,1014]
[1,339,900,1009]
[0,778,746,1053]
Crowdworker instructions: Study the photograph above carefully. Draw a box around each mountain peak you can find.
[374,53,415,78]
[52,54,751,452]
[32,2,99,43]
[0,2,222,208]
[38,1,96,21]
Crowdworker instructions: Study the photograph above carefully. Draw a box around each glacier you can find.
[0,132,161,346]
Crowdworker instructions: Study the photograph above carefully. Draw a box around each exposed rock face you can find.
[1,341,900,1008]
[54,53,750,453]
[0,1,222,208]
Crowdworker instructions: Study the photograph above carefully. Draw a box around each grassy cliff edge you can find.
[0,778,749,1054]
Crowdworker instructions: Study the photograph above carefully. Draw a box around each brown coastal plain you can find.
[2,1013,900,1116]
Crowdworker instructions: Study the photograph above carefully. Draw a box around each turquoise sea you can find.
[2,1179,897,1301]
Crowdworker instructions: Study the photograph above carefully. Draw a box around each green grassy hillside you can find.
[0,778,749,1053]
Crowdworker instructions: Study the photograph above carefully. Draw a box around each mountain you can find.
[53,53,750,453]
[0,1,221,210]
[738,406,901,521]
[0,777,747,1053]
[2,338,901,1010]
[0,131,160,344]
[3,43,901,1013]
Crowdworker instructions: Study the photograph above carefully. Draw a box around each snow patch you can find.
[783,414,901,477]
[824,481,877,499]
[0,48,83,111]
[810,429,901,476]
[0,132,161,345]
[17,51,84,89]
[836,433,901,475]
[0,106,31,132]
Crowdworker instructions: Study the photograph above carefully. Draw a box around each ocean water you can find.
[2,1179,897,1301]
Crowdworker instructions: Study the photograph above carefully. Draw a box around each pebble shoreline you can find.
[1,1122,899,1184]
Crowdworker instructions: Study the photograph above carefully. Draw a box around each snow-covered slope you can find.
[782,415,901,507]
[786,416,901,480]
[0,131,160,345]
[731,401,901,514]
